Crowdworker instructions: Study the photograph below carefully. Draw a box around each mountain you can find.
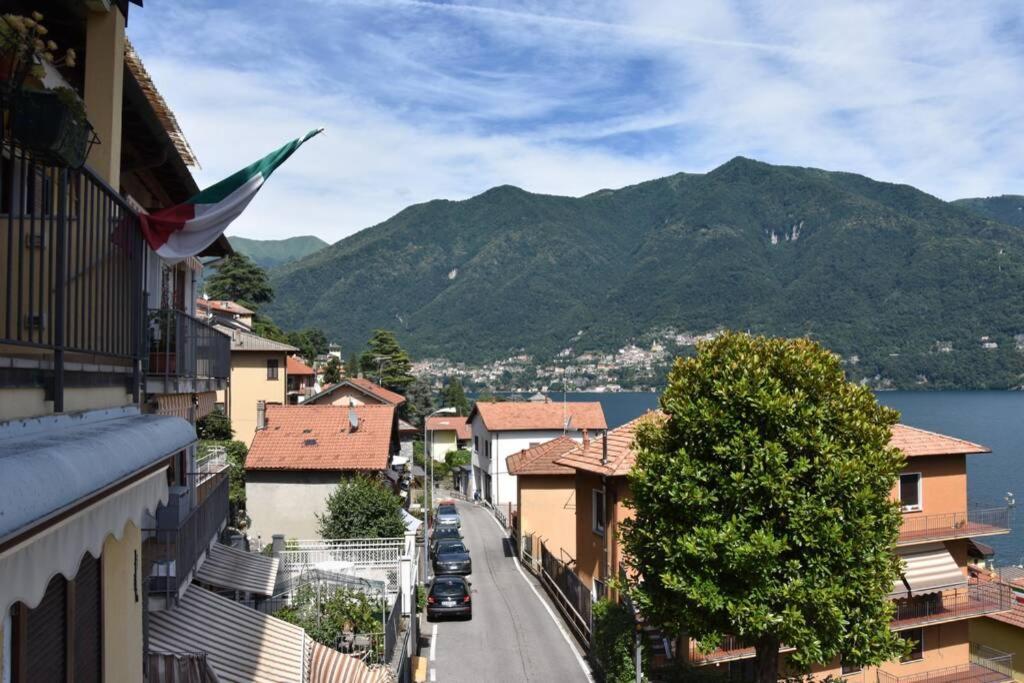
[265,158,1024,389]
[953,195,1024,228]
[228,235,328,269]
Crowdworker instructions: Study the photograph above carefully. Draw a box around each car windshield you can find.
[437,542,467,554]
[431,580,466,597]
[437,506,457,515]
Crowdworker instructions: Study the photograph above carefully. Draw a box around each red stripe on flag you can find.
[138,203,197,250]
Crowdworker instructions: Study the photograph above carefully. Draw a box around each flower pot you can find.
[10,89,95,168]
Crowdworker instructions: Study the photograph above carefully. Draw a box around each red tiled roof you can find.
[307,378,407,406]
[246,404,395,471]
[556,412,665,477]
[286,356,315,376]
[506,436,578,476]
[469,401,606,432]
[196,298,254,315]
[425,416,471,440]
[890,424,989,457]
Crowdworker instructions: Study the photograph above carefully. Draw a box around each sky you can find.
[127,0,1024,243]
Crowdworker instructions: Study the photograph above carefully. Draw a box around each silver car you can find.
[435,503,460,529]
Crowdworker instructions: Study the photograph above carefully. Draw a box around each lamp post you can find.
[423,406,457,581]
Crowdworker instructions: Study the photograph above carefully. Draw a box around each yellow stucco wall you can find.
[518,474,577,564]
[103,521,144,683]
[83,8,125,186]
[429,430,458,461]
[228,351,287,446]
[0,386,132,421]
[970,618,1024,681]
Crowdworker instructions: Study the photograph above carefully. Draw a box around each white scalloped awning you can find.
[891,542,968,598]
[194,543,279,596]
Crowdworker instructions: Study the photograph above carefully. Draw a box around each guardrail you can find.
[144,307,230,381]
[539,541,592,646]
[876,644,1013,683]
[898,507,1011,546]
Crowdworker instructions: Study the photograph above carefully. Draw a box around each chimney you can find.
[582,429,590,449]
[601,429,608,465]
[256,400,267,430]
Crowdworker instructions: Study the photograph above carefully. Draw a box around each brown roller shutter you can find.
[74,553,102,683]
[25,574,66,683]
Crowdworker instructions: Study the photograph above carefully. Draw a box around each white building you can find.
[468,400,607,507]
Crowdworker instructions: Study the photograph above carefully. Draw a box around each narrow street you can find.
[427,500,593,683]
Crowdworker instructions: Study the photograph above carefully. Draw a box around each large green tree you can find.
[404,377,435,428]
[287,327,329,363]
[440,377,470,415]
[317,475,406,539]
[205,253,273,310]
[620,332,907,682]
[322,356,342,385]
[359,329,414,393]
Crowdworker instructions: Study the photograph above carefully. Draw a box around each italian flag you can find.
[140,129,323,259]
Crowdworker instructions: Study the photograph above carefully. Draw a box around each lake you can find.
[542,390,1024,562]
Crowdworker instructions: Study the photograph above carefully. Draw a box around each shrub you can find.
[317,474,406,539]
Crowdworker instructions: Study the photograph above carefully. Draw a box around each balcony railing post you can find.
[53,168,68,412]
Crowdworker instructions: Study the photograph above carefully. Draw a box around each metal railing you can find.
[539,541,593,645]
[276,538,407,595]
[143,472,229,600]
[1,138,145,410]
[521,532,535,570]
[898,507,1011,545]
[890,581,1012,629]
[876,644,1013,683]
[144,307,230,381]
[687,635,797,665]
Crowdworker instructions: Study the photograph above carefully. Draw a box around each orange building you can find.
[544,419,1014,682]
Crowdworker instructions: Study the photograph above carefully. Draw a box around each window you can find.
[592,489,606,535]
[474,436,479,453]
[841,660,862,675]
[267,358,279,380]
[901,628,924,662]
[900,473,922,511]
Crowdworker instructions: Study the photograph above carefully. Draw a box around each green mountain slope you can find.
[228,235,328,269]
[266,158,1024,389]
[953,195,1024,228]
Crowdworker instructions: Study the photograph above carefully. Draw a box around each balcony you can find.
[898,508,1011,546]
[1,139,145,411]
[687,635,796,665]
[144,470,229,601]
[876,645,1013,683]
[144,307,231,394]
[890,582,1012,630]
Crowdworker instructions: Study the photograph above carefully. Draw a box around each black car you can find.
[426,575,472,621]
[431,527,463,556]
[432,539,472,575]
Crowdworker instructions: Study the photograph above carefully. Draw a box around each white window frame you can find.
[592,489,605,536]
[900,472,923,512]
[900,627,924,663]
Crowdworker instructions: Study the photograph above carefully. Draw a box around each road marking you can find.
[483,507,595,682]
[430,669,437,682]
[430,622,438,661]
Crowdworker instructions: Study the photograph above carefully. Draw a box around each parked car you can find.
[435,503,461,529]
[432,539,472,575]
[431,526,463,556]
[426,575,472,621]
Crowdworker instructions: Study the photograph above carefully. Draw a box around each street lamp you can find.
[423,406,457,580]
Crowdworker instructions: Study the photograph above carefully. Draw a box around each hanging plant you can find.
[1,12,76,93]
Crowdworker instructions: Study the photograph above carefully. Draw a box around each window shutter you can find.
[74,553,102,683]
[25,574,66,683]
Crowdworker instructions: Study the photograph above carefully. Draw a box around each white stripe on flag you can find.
[155,174,265,259]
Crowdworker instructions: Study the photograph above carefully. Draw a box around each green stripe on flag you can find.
[189,129,322,205]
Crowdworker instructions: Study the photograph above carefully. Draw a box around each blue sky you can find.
[127,0,1024,242]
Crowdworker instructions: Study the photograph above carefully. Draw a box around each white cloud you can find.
[127,0,1024,242]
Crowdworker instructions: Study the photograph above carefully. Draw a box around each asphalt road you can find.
[427,500,593,683]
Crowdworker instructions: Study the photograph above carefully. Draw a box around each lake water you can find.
[542,390,1024,562]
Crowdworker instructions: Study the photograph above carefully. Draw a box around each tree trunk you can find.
[754,635,781,683]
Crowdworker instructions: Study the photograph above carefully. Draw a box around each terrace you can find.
[890,582,1012,630]
[876,645,1013,683]
[898,507,1011,546]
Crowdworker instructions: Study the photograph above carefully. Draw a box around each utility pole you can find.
[422,407,457,582]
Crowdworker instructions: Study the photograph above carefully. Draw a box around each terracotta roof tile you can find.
[197,299,254,315]
[246,404,395,471]
[425,416,471,440]
[305,378,407,406]
[890,424,989,457]
[506,436,579,476]
[286,356,315,376]
[470,401,606,432]
[556,412,664,477]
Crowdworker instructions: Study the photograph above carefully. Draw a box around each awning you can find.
[402,509,422,534]
[194,543,280,596]
[892,543,968,597]
[309,642,389,683]
[0,407,194,612]
[149,586,305,683]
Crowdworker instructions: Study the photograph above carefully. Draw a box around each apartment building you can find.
[543,419,1014,681]
[425,414,471,461]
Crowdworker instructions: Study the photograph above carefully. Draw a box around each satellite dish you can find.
[349,408,359,431]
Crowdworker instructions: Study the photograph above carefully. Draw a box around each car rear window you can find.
[438,506,457,514]
[437,542,467,554]
[431,580,466,597]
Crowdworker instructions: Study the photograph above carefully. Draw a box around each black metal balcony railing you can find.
[144,307,230,382]
[875,644,1013,683]
[890,582,1012,630]
[144,471,229,600]
[1,138,145,410]
[899,507,1012,545]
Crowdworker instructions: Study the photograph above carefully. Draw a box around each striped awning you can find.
[309,642,390,683]
[892,543,968,597]
[195,543,279,596]
[149,586,305,683]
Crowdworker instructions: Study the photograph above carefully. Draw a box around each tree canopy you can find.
[205,252,274,310]
[359,329,414,393]
[404,377,435,428]
[287,328,329,363]
[441,377,470,415]
[323,356,342,385]
[620,332,907,681]
[317,475,406,539]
